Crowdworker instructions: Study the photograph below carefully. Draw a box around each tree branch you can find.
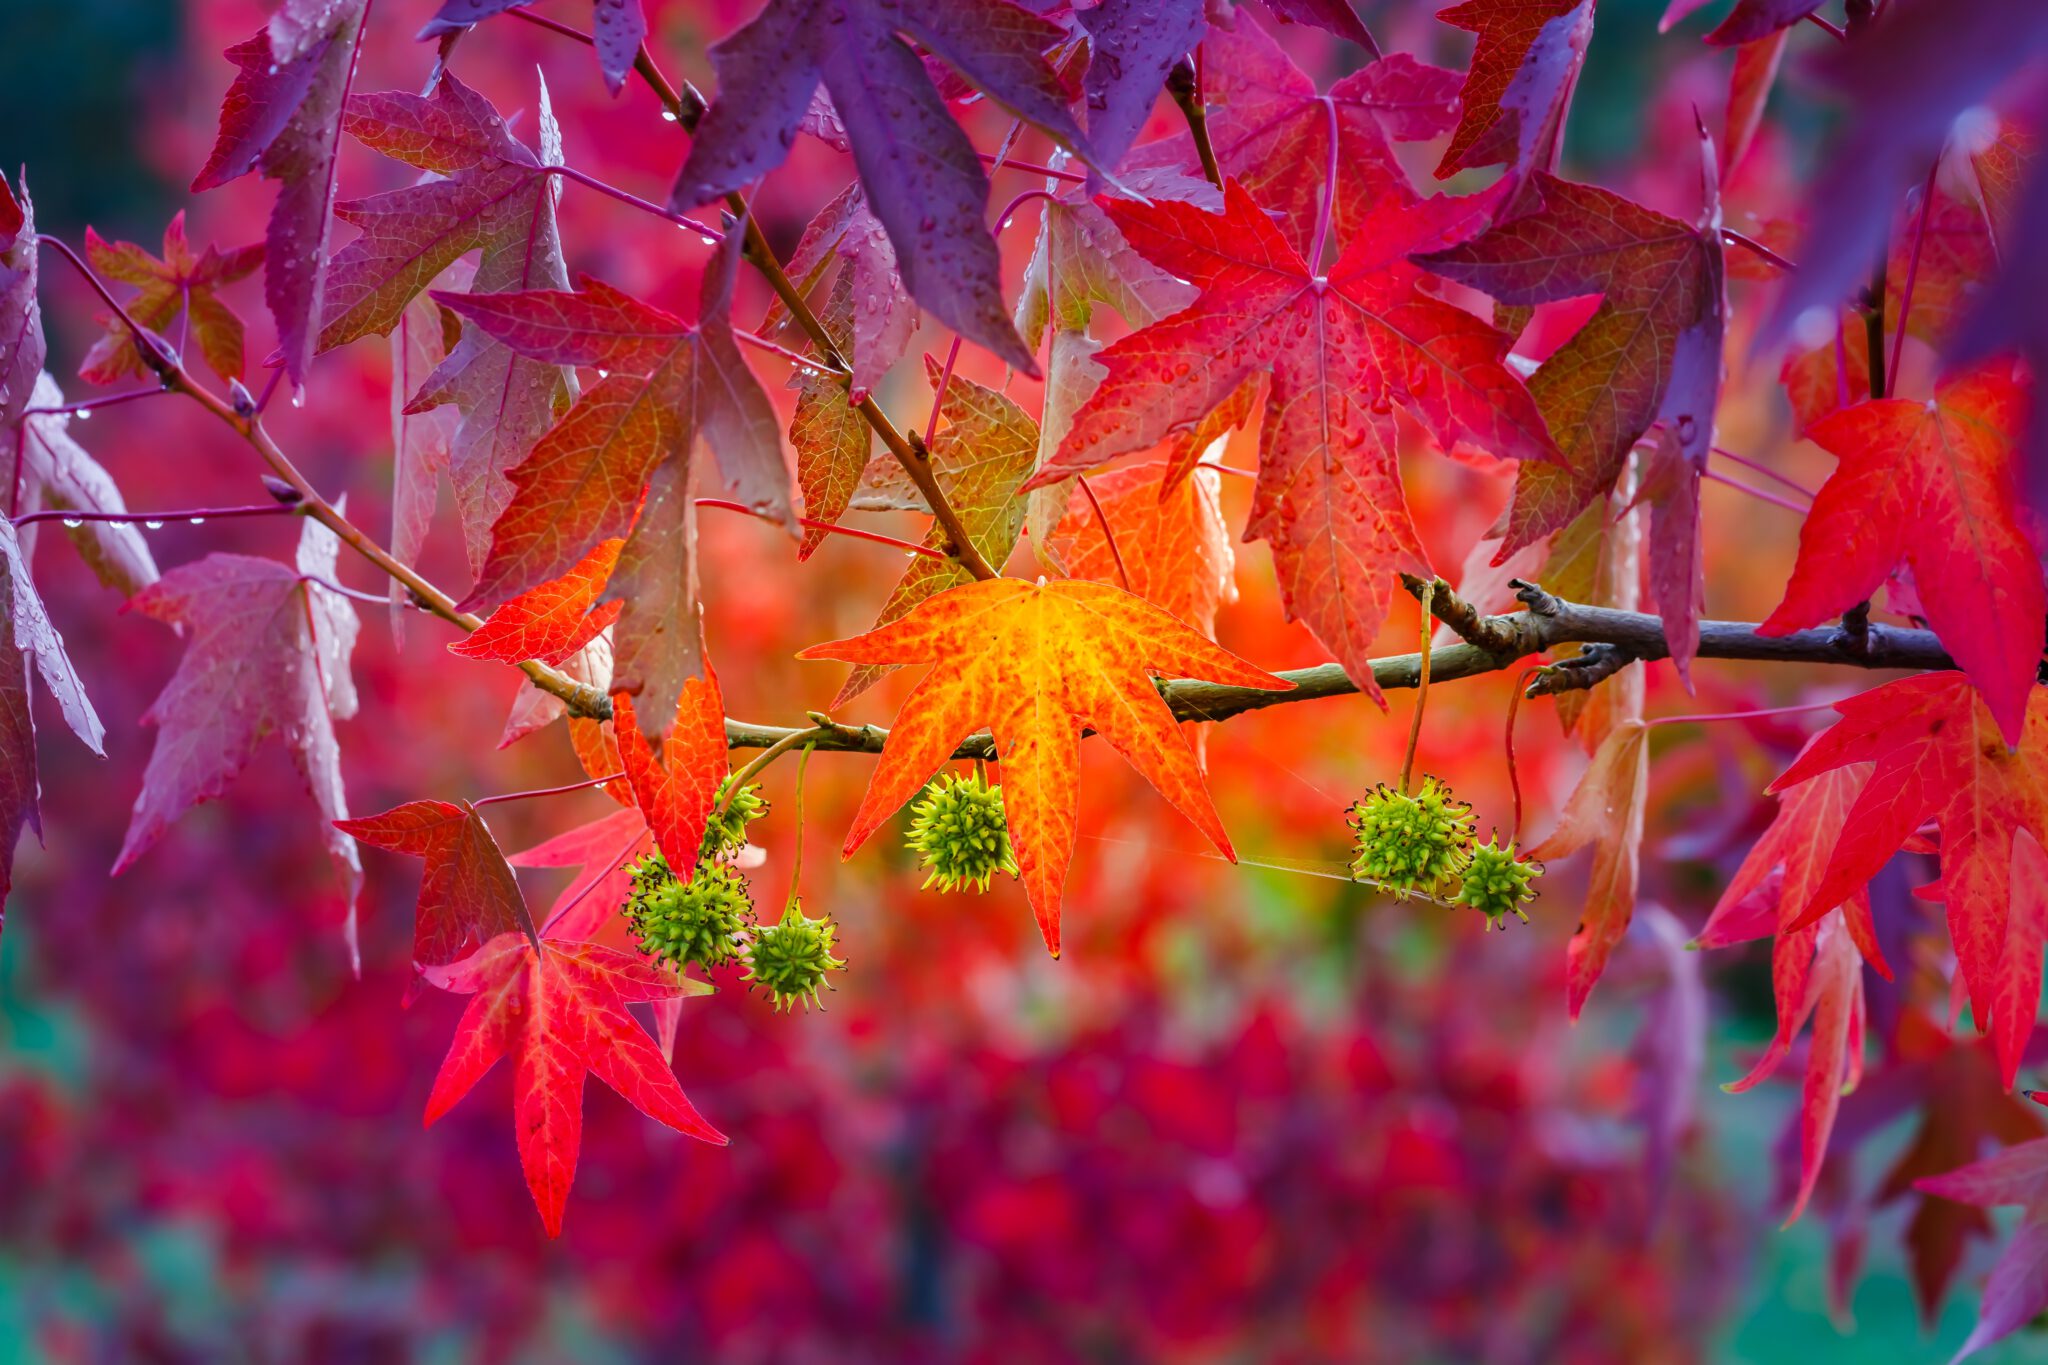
[723,578,1959,757]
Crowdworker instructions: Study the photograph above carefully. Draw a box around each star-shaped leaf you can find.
[114,517,362,955]
[1760,364,2041,745]
[1040,181,1552,698]
[1770,674,2048,1085]
[422,932,723,1236]
[78,214,261,385]
[799,577,1290,953]
[449,537,622,669]
[1433,0,1593,182]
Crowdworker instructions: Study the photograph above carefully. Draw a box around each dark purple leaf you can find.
[1078,0,1208,169]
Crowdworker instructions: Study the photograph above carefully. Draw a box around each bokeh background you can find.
[0,0,2031,1360]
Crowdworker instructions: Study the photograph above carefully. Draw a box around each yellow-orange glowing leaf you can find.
[798,578,1290,953]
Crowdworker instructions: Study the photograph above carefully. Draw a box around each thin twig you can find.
[696,497,947,560]
[10,503,299,528]
[472,771,625,809]
[1889,155,1942,390]
[1074,474,1131,591]
[1720,228,1798,274]
[1704,467,1811,515]
[1166,56,1224,190]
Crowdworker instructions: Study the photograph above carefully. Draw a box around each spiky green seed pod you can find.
[625,853,752,971]
[1454,837,1541,930]
[1346,775,1476,899]
[743,899,846,1011]
[702,774,768,861]
[905,770,1018,893]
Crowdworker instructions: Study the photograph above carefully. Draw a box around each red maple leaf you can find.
[421,932,725,1236]
[438,252,790,707]
[1529,717,1649,1017]
[190,2,368,388]
[336,800,540,966]
[611,678,727,880]
[449,537,623,669]
[1772,674,2048,1085]
[1038,181,1553,699]
[78,213,261,385]
[1761,364,2041,745]
[1697,762,1890,1222]
[1433,0,1593,182]
[115,518,364,954]
[322,73,578,576]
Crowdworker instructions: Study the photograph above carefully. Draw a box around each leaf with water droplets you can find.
[0,171,46,436]
[190,2,368,388]
[15,373,158,596]
[114,517,362,955]
[418,0,649,95]
[1433,0,1592,184]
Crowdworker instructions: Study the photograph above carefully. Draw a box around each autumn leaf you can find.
[449,537,623,668]
[1417,164,1727,603]
[439,248,790,708]
[114,517,362,957]
[1529,717,1648,1017]
[336,800,539,966]
[0,171,45,434]
[388,279,466,639]
[78,214,260,386]
[190,2,368,388]
[1771,674,2048,1085]
[1260,0,1381,50]
[1075,0,1209,170]
[1723,30,1789,178]
[768,182,915,402]
[670,0,1096,372]
[1916,964,2048,1363]
[799,577,1290,954]
[328,73,577,576]
[1697,762,1889,1223]
[611,679,727,879]
[1041,181,1552,699]
[15,374,159,596]
[419,0,648,94]
[1761,365,2042,745]
[834,360,1037,705]
[1124,19,1461,256]
[421,931,724,1236]
[1433,0,1593,183]
[1048,460,1235,638]
[0,519,106,937]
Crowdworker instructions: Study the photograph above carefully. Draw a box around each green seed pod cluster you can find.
[905,770,1018,893]
[625,853,753,972]
[1346,775,1477,900]
[702,774,768,861]
[743,898,846,1011]
[1454,837,1541,930]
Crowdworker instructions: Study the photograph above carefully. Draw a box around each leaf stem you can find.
[1703,467,1811,515]
[1167,56,1224,190]
[542,165,724,241]
[720,725,829,815]
[695,497,947,560]
[1400,580,1436,795]
[1073,474,1132,592]
[1504,665,1543,845]
[979,151,1087,184]
[1888,155,1942,391]
[1710,445,1815,499]
[472,771,626,809]
[1720,228,1798,273]
[1646,699,1840,728]
[785,743,814,907]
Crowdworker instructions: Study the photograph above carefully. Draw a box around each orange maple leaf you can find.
[798,578,1291,954]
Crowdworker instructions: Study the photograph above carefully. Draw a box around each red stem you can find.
[1196,460,1259,481]
[473,771,626,809]
[23,389,166,419]
[1720,228,1799,274]
[1888,157,1942,391]
[1646,699,1839,728]
[541,829,650,937]
[926,337,963,448]
[1074,474,1132,592]
[1703,468,1811,515]
[1505,666,1543,845]
[978,151,1085,184]
[545,165,723,241]
[695,497,948,560]
[1710,445,1816,499]
[1803,12,1847,39]
[732,328,826,370]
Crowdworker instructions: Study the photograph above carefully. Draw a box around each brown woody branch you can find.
[720,577,1959,757]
